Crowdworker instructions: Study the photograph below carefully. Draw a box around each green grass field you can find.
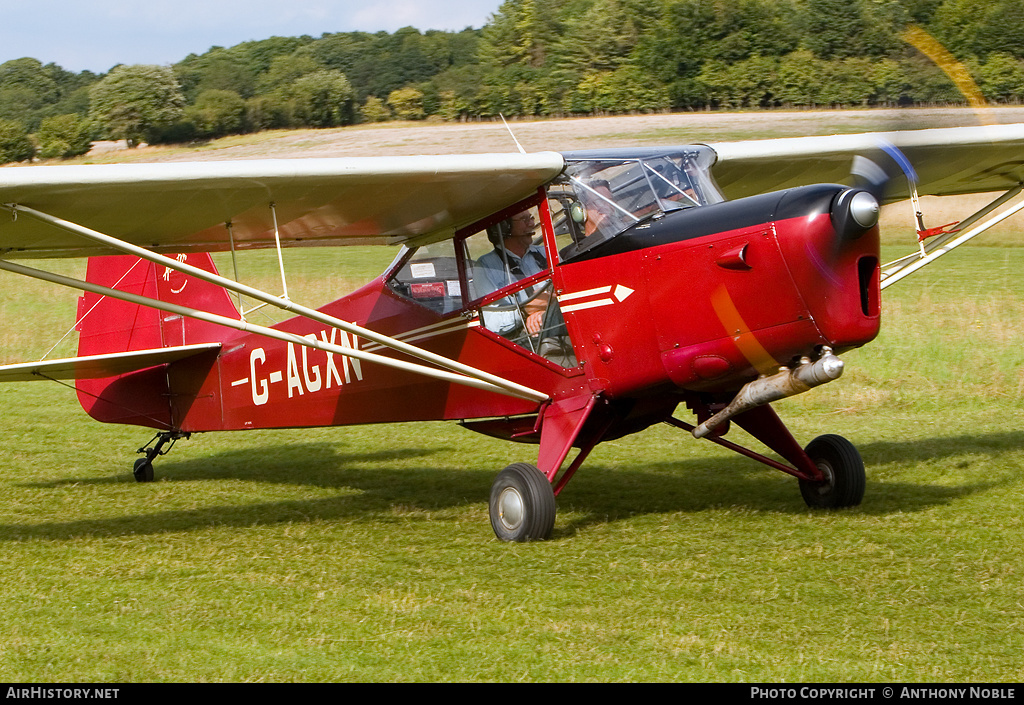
[2,126,1024,681]
[1,243,1022,682]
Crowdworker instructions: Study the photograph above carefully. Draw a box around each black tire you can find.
[799,434,865,509]
[489,462,556,542]
[133,458,155,483]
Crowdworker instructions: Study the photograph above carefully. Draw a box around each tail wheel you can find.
[799,434,865,509]
[489,462,556,542]
[133,458,155,483]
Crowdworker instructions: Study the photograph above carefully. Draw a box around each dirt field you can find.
[93,106,1024,162]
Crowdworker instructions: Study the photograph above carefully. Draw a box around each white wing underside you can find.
[708,123,1024,202]
[0,153,565,258]
[0,124,1022,260]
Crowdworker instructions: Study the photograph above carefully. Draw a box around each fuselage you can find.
[76,147,881,441]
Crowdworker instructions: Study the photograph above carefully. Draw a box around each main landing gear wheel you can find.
[133,458,155,483]
[799,434,865,509]
[489,462,556,542]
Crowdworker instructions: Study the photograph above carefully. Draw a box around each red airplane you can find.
[1,124,1023,541]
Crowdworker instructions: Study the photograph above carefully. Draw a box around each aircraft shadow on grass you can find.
[6,428,1022,542]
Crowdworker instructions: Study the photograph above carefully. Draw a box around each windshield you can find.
[549,148,724,259]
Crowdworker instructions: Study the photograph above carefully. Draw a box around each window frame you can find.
[455,189,555,311]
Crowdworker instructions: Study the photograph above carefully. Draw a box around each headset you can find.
[486,219,512,247]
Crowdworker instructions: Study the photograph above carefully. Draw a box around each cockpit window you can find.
[385,241,463,315]
[548,149,724,261]
[384,203,579,369]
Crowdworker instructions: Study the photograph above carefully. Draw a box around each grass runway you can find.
[1,120,1024,681]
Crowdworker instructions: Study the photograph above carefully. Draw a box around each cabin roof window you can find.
[550,147,724,258]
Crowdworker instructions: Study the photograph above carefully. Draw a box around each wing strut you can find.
[0,204,549,404]
[224,221,245,316]
[0,258,547,401]
[880,184,1024,289]
[270,202,289,302]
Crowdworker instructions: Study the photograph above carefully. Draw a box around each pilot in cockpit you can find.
[474,209,576,367]
[476,209,550,338]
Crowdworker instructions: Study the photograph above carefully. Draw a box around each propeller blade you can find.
[851,139,918,203]
[851,155,890,200]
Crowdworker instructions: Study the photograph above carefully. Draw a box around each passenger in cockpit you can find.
[583,180,619,238]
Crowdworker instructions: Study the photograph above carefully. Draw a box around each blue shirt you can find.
[474,245,548,336]
[475,244,548,294]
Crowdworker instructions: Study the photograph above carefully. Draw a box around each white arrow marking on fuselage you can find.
[558,284,635,313]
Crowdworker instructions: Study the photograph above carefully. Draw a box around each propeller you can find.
[808,140,918,288]
[853,140,918,201]
[833,140,917,241]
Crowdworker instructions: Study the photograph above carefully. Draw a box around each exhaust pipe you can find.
[693,349,844,439]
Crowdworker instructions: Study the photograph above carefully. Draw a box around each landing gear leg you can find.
[672,401,867,509]
[133,431,189,483]
[489,463,556,542]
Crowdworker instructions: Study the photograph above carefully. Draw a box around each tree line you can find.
[3,0,1024,164]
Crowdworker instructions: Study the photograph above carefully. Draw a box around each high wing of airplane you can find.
[0,153,565,256]
[710,123,1024,200]
[708,122,1024,287]
[1,122,1023,541]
